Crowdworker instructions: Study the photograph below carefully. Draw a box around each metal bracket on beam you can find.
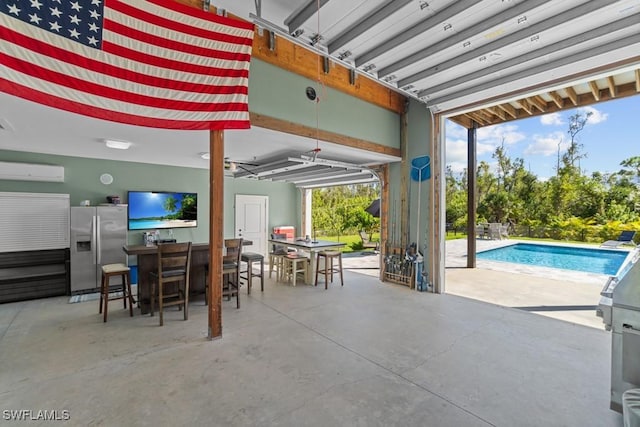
[268,30,276,51]
[349,69,356,86]
[217,8,227,17]
[323,56,330,74]
[202,0,210,12]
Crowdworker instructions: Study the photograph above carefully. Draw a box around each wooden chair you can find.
[149,242,192,326]
[99,263,133,323]
[205,238,243,308]
[223,238,243,308]
[314,250,344,289]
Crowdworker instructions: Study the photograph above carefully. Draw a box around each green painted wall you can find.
[249,59,400,149]
[405,98,432,256]
[0,150,299,245]
[385,98,431,256]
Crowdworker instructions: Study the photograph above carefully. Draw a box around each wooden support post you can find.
[429,112,440,292]
[208,130,224,340]
[466,122,477,269]
[400,108,409,248]
[379,164,389,282]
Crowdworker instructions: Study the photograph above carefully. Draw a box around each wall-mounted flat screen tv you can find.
[128,191,197,230]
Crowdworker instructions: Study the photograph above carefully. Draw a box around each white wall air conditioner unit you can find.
[0,161,65,182]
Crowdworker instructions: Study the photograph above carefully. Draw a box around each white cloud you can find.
[540,113,563,126]
[477,123,525,146]
[445,138,467,166]
[579,106,608,124]
[448,161,467,174]
[445,122,526,167]
[477,142,496,156]
[524,131,567,156]
[446,121,467,139]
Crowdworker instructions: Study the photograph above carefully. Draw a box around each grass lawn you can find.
[322,232,601,250]
[320,234,378,253]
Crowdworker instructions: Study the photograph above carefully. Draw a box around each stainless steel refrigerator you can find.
[70,206,127,293]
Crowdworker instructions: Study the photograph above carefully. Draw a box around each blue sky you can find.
[445,96,639,180]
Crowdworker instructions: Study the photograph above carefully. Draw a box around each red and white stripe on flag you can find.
[0,0,254,130]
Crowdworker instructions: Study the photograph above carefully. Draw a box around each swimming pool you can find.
[476,243,629,276]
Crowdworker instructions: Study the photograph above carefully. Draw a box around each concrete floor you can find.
[0,267,622,426]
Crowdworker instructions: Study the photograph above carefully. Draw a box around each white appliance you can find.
[597,250,640,412]
[0,161,64,182]
[70,206,127,293]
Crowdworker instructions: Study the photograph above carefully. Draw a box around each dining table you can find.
[268,237,346,285]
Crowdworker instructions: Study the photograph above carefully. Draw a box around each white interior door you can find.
[235,194,268,256]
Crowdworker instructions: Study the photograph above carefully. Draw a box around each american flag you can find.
[0,0,254,130]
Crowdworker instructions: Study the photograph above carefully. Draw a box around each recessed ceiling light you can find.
[200,152,210,160]
[104,139,131,150]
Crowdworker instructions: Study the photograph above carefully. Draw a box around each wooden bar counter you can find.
[124,243,211,314]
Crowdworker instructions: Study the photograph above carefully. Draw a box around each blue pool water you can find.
[476,243,629,276]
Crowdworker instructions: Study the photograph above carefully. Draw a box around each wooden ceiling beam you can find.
[565,86,578,106]
[529,96,547,112]
[448,75,640,129]
[465,112,487,126]
[174,0,406,115]
[496,103,517,119]
[487,106,506,121]
[518,99,534,115]
[449,115,473,128]
[475,109,493,121]
[606,76,617,98]
[588,81,601,101]
[549,91,564,108]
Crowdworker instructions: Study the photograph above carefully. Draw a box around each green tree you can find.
[163,196,177,219]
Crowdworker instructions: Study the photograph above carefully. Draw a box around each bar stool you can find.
[269,251,285,279]
[99,263,133,322]
[240,252,264,294]
[314,251,344,289]
[281,254,308,286]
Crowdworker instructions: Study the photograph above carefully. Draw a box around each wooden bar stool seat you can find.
[281,254,308,286]
[268,251,285,280]
[314,251,344,289]
[240,252,264,294]
[99,263,133,323]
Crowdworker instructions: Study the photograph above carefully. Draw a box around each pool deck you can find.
[342,239,636,330]
[445,238,635,329]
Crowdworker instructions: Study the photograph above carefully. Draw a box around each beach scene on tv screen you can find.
[129,192,197,230]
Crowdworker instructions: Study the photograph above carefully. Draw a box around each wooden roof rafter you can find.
[606,76,617,98]
[588,81,601,101]
[496,103,518,119]
[464,111,488,126]
[487,106,506,121]
[548,91,564,108]
[518,99,534,115]
[446,66,640,129]
[565,86,579,106]
[475,108,494,121]
[529,96,547,112]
